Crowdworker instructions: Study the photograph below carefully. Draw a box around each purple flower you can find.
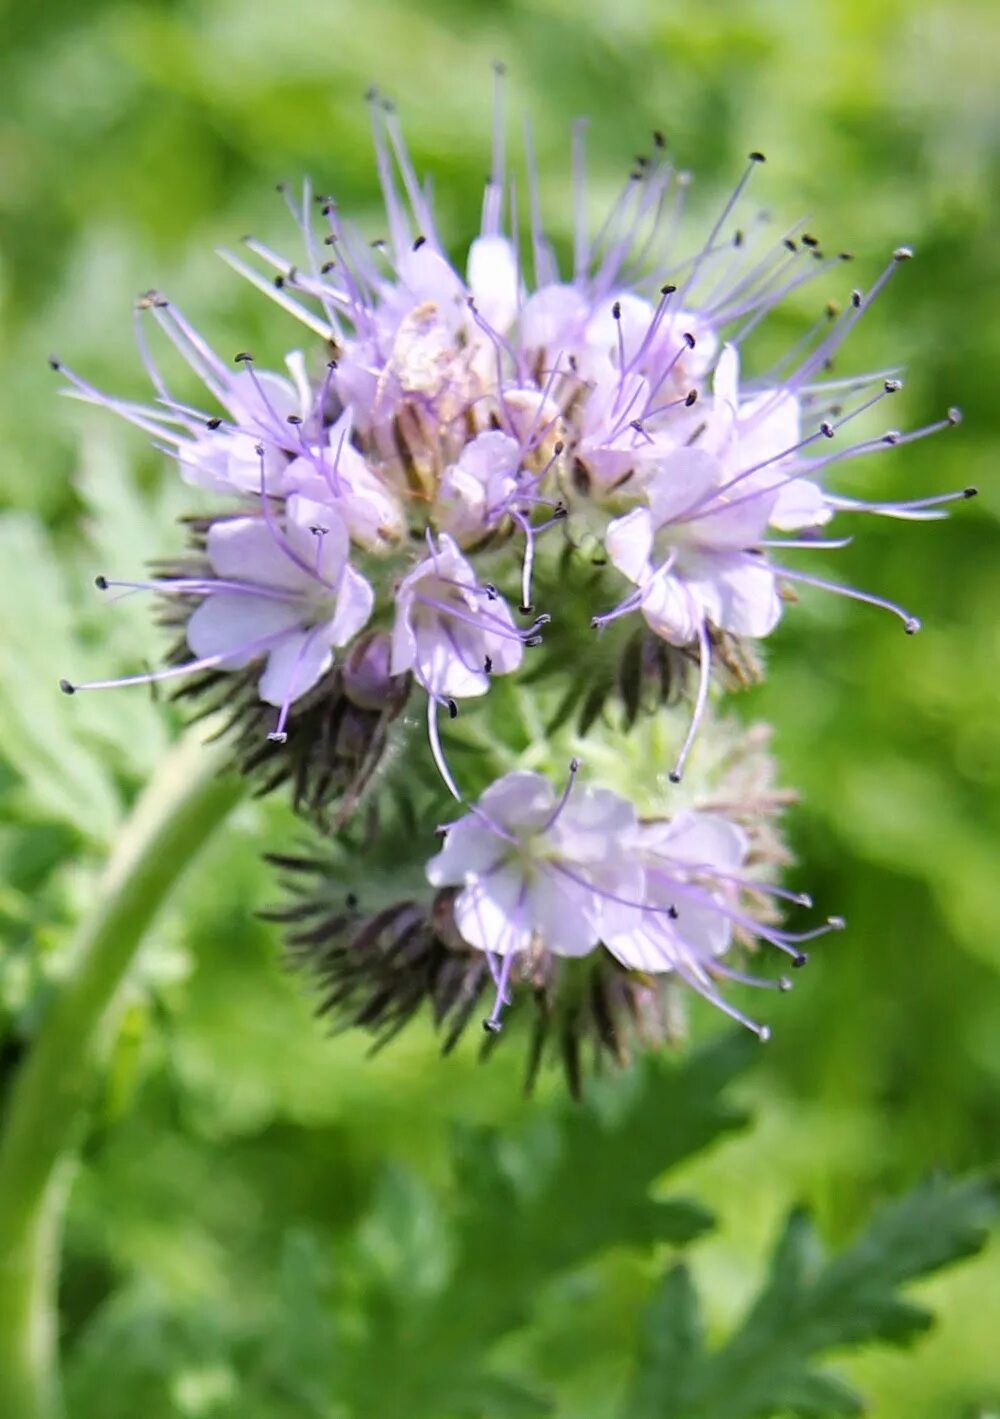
[424,762,840,1037]
[56,74,972,816]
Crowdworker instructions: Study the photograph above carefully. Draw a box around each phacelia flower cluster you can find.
[57,74,971,1075]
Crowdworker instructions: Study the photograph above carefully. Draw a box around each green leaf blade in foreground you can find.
[625,1173,999,1419]
[330,1033,757,1419]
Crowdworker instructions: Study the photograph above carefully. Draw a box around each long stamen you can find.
[483,946,517,1033]
[668,618,711,784]
[59,625,293,695]
[426,695,462,801]
[540,758,580,833]
[267,623,327,744]
[762,557,921,632]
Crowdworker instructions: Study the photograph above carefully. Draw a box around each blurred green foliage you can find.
[1,0,999,1414]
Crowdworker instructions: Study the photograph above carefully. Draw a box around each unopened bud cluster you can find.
[58,76,969,1082]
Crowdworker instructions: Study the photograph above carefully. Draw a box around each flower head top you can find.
[57,75,971,819]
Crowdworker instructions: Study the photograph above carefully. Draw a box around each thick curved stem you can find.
[0,730,243,1419]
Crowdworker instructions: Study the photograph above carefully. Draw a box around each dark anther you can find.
[612,300,622,320]
[482,1018,502,1034]
[94,575,109,590]
[327,359,339,370]
[275,181,288,194]
[884,379,902,393]
[630,419,644,433]
[321,261,336,274]
[59,679,76,695]
[309,524,328,536]
[668,770,682,784]
[447,699,458,719]
[569,756,581,771]
[273,274,285,289]
[883,431,900,445]
[653,129,666,148]
[287,414,303,426]
[484,656,493,674]
[733,229,744,248]
[683,331,696,349]
[685,389,698,407]
[484,582,498,601]
[820,420,835,438]
[667,905,679,919]
[206,416,222,429]
[660,282,677,296]
[783,238,798,252]
[802,233,819,247]
[323,234,336,245]
[963,487,978,498]
[345,892,358,908]
[254,443,265,456]
[947,407,962,426]
[48,355,61,371]
[519,603,533,615]
[748,150,766,163]
[838,251,854,261]
[851,290,863,309]
[553,503,568,519]
[553,440,565,455]
[234,351,253,364]
[412,235,427,250]
[792,951,808,968]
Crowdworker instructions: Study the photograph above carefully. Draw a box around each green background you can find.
[1,0,998,1414]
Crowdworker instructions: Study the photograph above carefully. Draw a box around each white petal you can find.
[453,871,533,956]
[258,627,334,707]
[554,786,638,859]
[284,496,351,581]
[712,342,740,409]
[328,563,375,646]
[646,449,722,526]
[647,811,748,871]
[478,771,554,833]
[185,592,303,667]
[426,818,507,886]
[606,507,654,585]
[467,235,520,333]
[641,574,701,645]
[685,554,782,637]
[769,478,833,531]
[206,517,310,592]
[519,283,589,354]
[525,868,602,957]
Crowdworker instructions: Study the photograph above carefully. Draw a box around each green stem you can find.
[0,730,244,1419]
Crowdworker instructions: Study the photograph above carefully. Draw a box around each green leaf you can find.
[326,1034,754,1419]
[624,1173,999,1419]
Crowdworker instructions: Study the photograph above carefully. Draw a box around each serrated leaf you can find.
[628,1264,703,1419]
[328,1034,754,1419]
[624,1173,999,1419]
[0,514,122,838]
